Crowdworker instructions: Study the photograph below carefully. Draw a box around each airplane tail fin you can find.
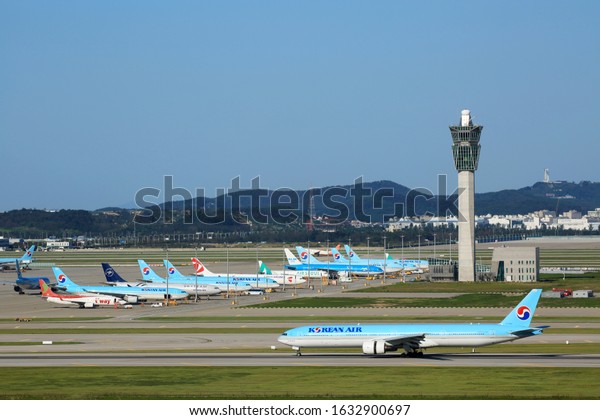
[500,289,543,327]
[102,263,128,284]
[16,260,23,279]
[39,279,57,297]
[21,245,35,262]
[163,260,187,279]
[191,257,217,276]
[284,248,301,266]
[331,247,349,263]
[258,260,272,275]
[52,267,83,292]
[138,260,165,282]
[385,252,393,260]
[343,245,361,262]
[296,246,321,264]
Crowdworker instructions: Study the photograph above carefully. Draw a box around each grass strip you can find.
[0,366,598,399]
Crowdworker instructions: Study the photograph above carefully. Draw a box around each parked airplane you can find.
[308,244,341,257]
[101,263,222,297]
[257,261,307,285]
[0,245,36,270]
[9,260,51,294]
[342,245,405,273]
[40,280,126,308]
[385,252,429,270]
[137,260,252,293]
[53,267,188,303]
[280,251,330,280]
[278,289,547,357]
[190,258,280,290]
[286,246,383,276]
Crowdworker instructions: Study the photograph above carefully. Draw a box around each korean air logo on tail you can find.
[349,251,355,258]
[142,267,150,276]
[516,305,531,321]
[334,253,341,260]
[300,251,308,260]
[57,274,67,284]
[168,267,175,275]
[26,251,32,257]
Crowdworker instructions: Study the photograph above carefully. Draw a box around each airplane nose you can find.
[277,335,291,345]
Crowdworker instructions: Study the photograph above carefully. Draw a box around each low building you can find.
[490,246,539,282]
[573,290,594,298]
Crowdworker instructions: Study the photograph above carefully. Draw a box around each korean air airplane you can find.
[344,245,411,273]
[283,249,329,279]
[286,246,383,276]
[384,251,428,270]
[190,258,280,290]
[137,259,253,293]
[0,245,36,270]
[278,289,547,357]
[102,263,221,297]
[53,267,188,303]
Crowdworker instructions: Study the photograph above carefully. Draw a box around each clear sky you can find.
[1,1,598,211]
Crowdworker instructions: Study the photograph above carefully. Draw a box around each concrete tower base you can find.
[458,170,475,281]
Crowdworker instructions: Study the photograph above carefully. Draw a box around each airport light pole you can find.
[418,235,421,264]
[367,237,370,273]
[401,235,405,282]
[433,233,437,261]
[348,238,352,281]
[307,239,311,291]
[194,245,198,303]
[165,243,169,307]
[383,235,387,284]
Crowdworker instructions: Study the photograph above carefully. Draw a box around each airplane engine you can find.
[14,285,23,294]
[124,295,138,303]
[84,302,95,308]
[362,340,388,355]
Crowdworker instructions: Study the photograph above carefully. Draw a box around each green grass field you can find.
[0,366,598,399]
[252,293,600,308]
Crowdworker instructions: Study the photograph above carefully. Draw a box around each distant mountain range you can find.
[140,180,600,222]
[3,180,600,237]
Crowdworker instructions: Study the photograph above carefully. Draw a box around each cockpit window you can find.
[281,333,287,336]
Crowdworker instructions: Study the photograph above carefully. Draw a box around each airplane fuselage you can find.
[278,323,533,350]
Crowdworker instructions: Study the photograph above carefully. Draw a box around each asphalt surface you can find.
[1,264,599,368]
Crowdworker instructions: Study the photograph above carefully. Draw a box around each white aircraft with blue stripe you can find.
[52,267,188,303]
[278,289,547,356]
[286,246,383,276]
[0,245,36,270]
[138,259,253,293]
[344,245,418,273]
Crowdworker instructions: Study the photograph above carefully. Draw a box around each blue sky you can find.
[1,1,599,210]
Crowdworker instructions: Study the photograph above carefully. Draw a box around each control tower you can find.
[449,110,483,282]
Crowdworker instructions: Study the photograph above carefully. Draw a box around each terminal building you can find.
[490,247,540,282]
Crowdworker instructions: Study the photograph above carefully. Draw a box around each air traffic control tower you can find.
[450,110,483,282]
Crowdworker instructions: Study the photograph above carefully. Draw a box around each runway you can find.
[1,351,599,367]
[2,265,600,370]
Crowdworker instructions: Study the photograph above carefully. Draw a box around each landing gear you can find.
[401,350,424,358]
[293,346,302,357]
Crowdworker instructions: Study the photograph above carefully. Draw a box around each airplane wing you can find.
[382,334,426,350]
[509,326,550,337]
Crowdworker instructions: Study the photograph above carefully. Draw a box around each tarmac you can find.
[1,264,599,367]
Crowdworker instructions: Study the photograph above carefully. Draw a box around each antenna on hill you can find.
[544,169,551,183]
